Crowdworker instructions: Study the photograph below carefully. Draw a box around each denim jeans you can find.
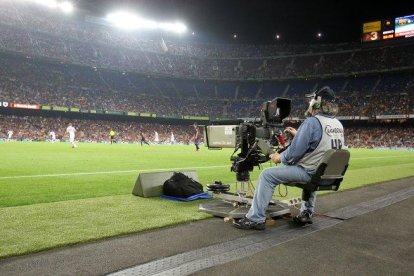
[246,165,316,223]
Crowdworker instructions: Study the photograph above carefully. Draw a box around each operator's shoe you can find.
[292,210,313,226]
[233,217,265,230]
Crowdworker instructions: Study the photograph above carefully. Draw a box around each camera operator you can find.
[233,86,345,230]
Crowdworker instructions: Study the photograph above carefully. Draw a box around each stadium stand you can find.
[0,0,413,148]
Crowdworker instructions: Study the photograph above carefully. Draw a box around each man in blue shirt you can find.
[234,86,345,230]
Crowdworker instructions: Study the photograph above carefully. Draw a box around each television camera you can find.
[204,97,291,182]
[200,97,302,218]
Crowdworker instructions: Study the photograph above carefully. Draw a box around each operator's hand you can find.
[284,127,297,137]
[269,153,282,164]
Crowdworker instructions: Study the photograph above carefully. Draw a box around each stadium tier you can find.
[0,52,412,119]
[0,21,413,80]
[0,1,414,81]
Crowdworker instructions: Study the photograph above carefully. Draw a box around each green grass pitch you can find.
[0,142,413,258]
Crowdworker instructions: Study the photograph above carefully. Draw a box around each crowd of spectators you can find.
[0,115,198,144]
[266,73,414,117]
[0,1,413,81]
[1,115,413,148]
[0,0,358,59]
[0,54,412,119]
[346,127,414,149]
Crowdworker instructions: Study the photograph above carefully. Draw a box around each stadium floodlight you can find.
[106,11,157,30]
[22,0,74,13]
[106,11,187,34]
[158,22,187,34]
[59,1,73,13]
[32,0,58,9]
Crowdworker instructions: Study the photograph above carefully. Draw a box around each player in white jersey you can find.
[154,131,160,144]
[66,123,77,148]
[49,131,56,143]
[170,131,175,144]
[7,130,13,141]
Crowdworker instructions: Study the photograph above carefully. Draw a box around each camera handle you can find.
[277,144,290,154]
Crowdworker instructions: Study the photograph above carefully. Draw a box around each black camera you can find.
[204,97,291,182]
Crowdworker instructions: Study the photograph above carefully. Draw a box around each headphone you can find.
[304,86,335,116]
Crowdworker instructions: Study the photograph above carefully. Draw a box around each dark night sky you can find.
[76,0,414,44]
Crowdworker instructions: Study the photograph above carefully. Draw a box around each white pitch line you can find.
[0,165,228,180]
[0,155,412,180]
[352,155,413,160]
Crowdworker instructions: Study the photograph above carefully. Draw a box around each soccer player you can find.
[66,123,77,148]
[170,131,175,144]
[140,132,150,146]
[154,131,160,144]
[7,130,13,141]
[109,129,116,144]
[192,123,200,151]
[49,131,56,143]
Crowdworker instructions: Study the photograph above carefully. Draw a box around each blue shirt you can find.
[281,116,326,166]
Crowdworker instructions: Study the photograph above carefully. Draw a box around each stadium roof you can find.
[78,0,414,44]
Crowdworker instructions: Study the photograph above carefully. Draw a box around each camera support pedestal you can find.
[199,180,301,219]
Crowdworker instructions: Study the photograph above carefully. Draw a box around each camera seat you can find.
[285,149,350,201]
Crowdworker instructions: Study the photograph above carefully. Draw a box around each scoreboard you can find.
[362,14,414,43]
[395,14,414,38]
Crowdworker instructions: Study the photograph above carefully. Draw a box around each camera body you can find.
[204,97,291,181]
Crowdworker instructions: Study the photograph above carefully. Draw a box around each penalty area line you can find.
[0,165,229,180]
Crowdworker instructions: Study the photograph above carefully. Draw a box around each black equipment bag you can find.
[163,172,203,198]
